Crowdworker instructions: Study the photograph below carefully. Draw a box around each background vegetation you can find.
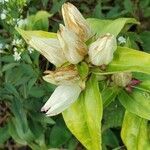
[0,0,149,149]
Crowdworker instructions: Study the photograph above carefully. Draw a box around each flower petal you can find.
[29,36,67,67]
[62,2,92,41]
[57,24,87,64]
[41,84,81,116]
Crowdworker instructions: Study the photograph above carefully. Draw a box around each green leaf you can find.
[99,47,150,75]
[49,118,72,147]
[140,31,150,53]
[87,18,139,37]
[29,86,45,98]
[16,28,57,44]
[2,63,19,72]
[63,75,103,150]
[102,129,119,148]
[4,83,20,98]
[121,111,150,150]
[0,125,10,144]
[8,119,27,145]
[133,73,150,92]
[22,52,32,64]
[124,0,134,13]
[28,11,52,31]
[102,86,119,108]
[102,100,125,131]
[119,89,150,120]
[108,47,150,74]
[77,62,89,79]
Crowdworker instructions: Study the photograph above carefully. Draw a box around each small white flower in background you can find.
[0,43,3,49]
[13,47,17,52]
[16,39,23,45]
[41,84,82,116]
[12,39,23,46]
[27,46,34,54]
[13,51,21,61]
[1,13,6,20]
[88,33,117,66]
[118,36,126,44]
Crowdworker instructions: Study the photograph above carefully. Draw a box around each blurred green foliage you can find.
[0,0,150,149]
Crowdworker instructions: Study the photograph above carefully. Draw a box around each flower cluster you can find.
[0,0,26,26]
[18,3,117,116]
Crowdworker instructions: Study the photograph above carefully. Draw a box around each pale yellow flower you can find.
[62,2,92,41]
[41,83,81,116]
[57,24,87,64]
[88,33,117,66]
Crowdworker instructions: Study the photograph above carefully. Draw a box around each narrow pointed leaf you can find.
[16,28,57,43]
[63,75,103,150]
[119,89,150,120]
[87,18,139,36]
[93,47,150,75]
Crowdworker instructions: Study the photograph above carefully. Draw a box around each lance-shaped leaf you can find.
[133,73,150,92]
[121,111,150,150]
[16,28,57,42]
[118,89,150,120]
[87,18,139,37]
[63,75,103,150]
[93,47,150,75]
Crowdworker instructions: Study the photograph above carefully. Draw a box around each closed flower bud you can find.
[111,72,132,87]
[29,37,67,67]
[43,65,80,85]
[41,84,81,116]
[88,33,117,66]
[57,24,87,64]
[62,2,92,41]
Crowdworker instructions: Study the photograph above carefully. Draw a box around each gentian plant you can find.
[16,3,150,150]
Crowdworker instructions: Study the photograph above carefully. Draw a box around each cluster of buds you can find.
[18,3,117,116]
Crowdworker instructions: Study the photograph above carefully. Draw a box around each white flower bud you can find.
[57,24,87,64]
[111,72,132,87]
[62,2,92,41]
[43,65,80,85]
[29,36,67,67]
[41,84,81,116]
[88,33,117,66]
